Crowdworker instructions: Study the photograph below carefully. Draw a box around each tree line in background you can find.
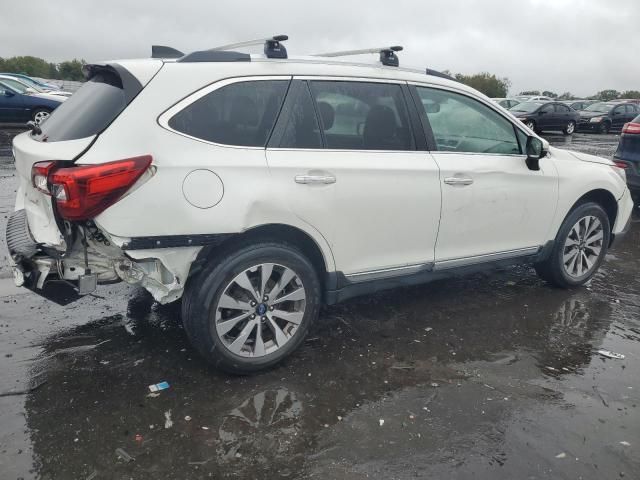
[443,71,639,101]
[0,56,85,81]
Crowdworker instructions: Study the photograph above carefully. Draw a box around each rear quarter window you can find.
[168,80,289,147]
[35,71,128,142]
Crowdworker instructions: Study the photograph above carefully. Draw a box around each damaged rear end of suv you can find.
[7,60,177,305]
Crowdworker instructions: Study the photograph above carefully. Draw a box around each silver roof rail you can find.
[208,35,288,59]
[313,46,403,67]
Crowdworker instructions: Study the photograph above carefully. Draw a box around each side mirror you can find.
[3,89,14,97]
[525,136,545,171]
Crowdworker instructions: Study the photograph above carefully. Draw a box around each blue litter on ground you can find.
[148,381,170,392]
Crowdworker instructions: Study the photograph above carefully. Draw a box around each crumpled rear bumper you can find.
[7,209,82,305]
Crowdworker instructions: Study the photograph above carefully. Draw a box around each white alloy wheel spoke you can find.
[228,320,257,354]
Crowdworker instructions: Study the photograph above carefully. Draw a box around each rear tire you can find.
[563,121,576,135]
[181,242,321,374]
[535,202,610,288]
[598,121,611,134]
[32,108,51,125]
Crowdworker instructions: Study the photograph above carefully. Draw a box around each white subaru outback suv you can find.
[6,39,633,373]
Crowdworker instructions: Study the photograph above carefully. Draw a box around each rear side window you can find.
[308,81,415,151]
[36,71,128,142]
[555,104,570,112]
[169,80,289,147]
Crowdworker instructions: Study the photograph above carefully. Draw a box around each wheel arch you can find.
[572,189,618,233]
[552,189,618,249]
[192,223,334,290]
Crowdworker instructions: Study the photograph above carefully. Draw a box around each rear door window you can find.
[169,80,289,147]
[35,71,129,142]
[307,81,415,151]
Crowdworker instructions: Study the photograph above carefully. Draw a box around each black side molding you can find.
[122,233,235,250]
[177,51,251,63]
[152,45,185,59]
[325,249,548,305]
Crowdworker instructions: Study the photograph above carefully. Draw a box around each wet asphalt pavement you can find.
[1,129,639,479]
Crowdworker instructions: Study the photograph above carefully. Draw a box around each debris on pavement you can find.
[115,448,135,462]
[379,419,385,426]
[164,410,173,429]
[555,452,567,459]
[620,441,631,447]
[148,381,170,393]
[184,415,192,422]
[85,470,98,480]
[596,350,625,360]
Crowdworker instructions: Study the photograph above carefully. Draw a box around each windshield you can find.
[510,102,543,113]
[0,78,39,94]
[14,76,45,89]
[584,102,613,113]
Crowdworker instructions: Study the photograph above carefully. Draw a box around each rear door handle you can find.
[444,177,473,186]
[294,174,336,185]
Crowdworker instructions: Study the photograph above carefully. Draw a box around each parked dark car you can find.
[509,101,580,135]
[564,100,597,111]
[576,102,640,134]
[0,80,63,125]
[613,114,640,197]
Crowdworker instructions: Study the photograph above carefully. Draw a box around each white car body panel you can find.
[7,57,633,304]
[432,151,559,262]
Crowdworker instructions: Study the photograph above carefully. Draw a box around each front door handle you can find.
[444,177,473,186]
[294,174,336,185]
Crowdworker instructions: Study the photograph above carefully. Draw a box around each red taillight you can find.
[614,160,629,169]
[31,156,152,221]
[622,122,640,134]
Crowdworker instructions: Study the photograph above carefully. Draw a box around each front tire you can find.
[563,120,576,135]
[182,242,321,374]
[535,202,610,288]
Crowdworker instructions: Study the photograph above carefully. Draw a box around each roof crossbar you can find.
[313,46,403,67]
[208,34,288,59]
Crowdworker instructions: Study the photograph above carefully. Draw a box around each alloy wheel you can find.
[562,215,604,278]
[214,263,306,357]
[525,120,535,130]
[33,110,50,125]
[566,121,575,134]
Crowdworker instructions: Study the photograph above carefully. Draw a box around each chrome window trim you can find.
[157,75,292,150]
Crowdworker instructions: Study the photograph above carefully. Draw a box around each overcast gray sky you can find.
[1,0,638,96]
